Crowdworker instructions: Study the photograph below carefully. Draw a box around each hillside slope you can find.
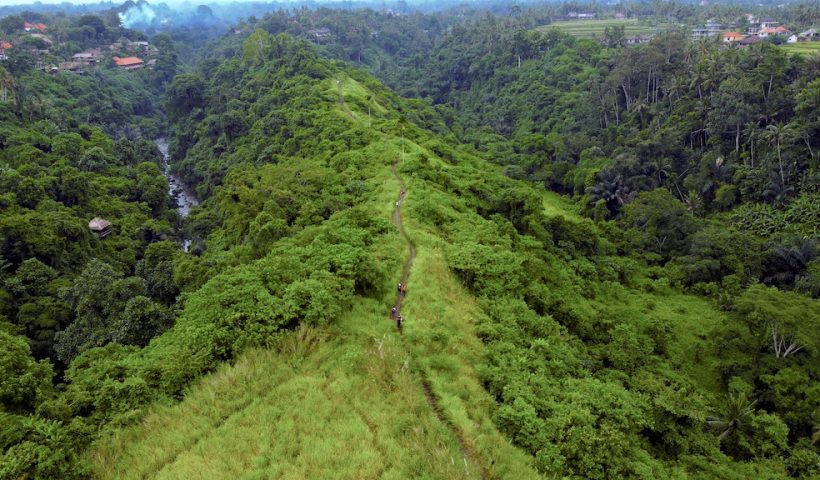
[84,31,817,479]
[89,39,540,479]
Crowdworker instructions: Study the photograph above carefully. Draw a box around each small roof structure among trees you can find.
[88,217,112,237]
[113,56,144,70]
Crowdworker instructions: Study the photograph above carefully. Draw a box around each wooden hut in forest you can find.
[89,217,112,238]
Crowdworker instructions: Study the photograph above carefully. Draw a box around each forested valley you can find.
[1,1,818,479]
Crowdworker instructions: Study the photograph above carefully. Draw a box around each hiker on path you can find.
[391,306,397,318]
[397,282,402,293]
[396,315,403,330]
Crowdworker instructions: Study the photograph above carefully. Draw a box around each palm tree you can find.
[763,238,817,286]
[630,97,649,127]
[587,169,631,216]
[762,177,795,207]
[743,121,759,167]
[764,123,794,185]
[706,392,757,442]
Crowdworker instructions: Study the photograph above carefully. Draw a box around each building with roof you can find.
[88,218,113,237]
[0,41,11,60]
[798,28,818,40]
[758,18,779,29]
[722,32,745,43]
[24,22,46,32]
[113,56,144,70]
[738,35,761,47]
[73,48,102,64]
[759,26,791,38]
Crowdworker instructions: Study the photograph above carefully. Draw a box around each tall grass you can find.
[90,85,539,479]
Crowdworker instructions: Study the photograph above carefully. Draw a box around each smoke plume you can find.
[119,3,157,28]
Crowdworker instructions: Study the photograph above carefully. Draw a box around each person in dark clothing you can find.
[396,315,403,330]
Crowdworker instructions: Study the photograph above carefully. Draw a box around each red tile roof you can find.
[761,26,791,35]
[0,41,11,50]
[723,32,745,40]
[113,56,144,66]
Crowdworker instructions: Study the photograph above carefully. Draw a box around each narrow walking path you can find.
[390,161,416,332]
[389,157,488,480]
[334,82,488,477]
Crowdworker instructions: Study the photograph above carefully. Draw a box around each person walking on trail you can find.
[396,315,403,330]
[391,306,397,319]
[397,282,402,293]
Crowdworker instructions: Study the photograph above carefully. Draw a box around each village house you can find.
[738,35,761,47]
[72,48,102,64]
[88,217,112,238]
[798,29,818,41]
[113,56,144,70]
[747,17,779,35]
[614,12,626,20]
[759,26,792,38]
[23,22,46,32]
[0,41,11,61]
[759,17,779,29]
[722,31,745,43]
[692,27,717,39]
[692,19,725,39]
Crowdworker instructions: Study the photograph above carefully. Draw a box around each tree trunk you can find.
[736,123,740,154]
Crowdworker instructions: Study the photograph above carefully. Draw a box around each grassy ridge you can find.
[90,71,540,479]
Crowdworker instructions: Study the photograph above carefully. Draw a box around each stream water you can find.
[156,138,199,251]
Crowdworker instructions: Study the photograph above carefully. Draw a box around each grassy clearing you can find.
[541,190,582,222]
[535,19,653,38]
[780,42,820,56]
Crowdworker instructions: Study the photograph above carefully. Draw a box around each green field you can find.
[535,19,654,38]
[780,41,820,56]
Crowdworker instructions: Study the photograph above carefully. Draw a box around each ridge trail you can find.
[390,157,489,480]
[335,79,488,478]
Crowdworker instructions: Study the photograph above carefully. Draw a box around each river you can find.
[156,138,199,250]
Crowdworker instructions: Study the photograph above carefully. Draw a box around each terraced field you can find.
[535,19,654,38]
[781,42,820,56]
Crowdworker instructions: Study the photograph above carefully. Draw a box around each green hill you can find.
[3,22,818,480]
[79,30,817,479]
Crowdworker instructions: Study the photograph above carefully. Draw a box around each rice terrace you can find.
[535,19,658,38]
